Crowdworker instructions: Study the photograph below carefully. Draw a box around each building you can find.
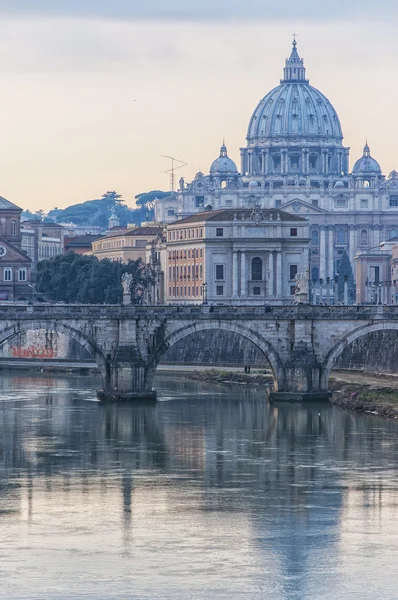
[355,246,393,305]
[91,225,163,263]
[165,207,309,305]
[155,39,398,291]
[21,221,65,269]
[64,234,102,255]
[0,196,32,300]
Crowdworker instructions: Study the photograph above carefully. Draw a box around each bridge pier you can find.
[270,341,331,402]
[98,351,157,402]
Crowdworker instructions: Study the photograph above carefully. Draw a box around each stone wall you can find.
[0,330,92,361]
[334,330,398,375]
[160,330,267,367]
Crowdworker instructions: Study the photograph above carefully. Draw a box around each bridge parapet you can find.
[0,303,397,321]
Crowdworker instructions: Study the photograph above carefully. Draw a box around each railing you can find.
[0,303,397,320]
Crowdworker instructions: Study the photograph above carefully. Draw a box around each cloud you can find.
[0,0,395,21]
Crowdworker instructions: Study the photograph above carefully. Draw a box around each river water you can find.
[0,372,398,599]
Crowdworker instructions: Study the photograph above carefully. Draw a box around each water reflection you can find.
[0,372,397,598]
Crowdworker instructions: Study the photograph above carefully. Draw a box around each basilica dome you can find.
[210,143,238,175]
[246,40,343,143]
[352,142,381,174]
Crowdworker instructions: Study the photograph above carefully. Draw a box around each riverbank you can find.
[179,368,274,386]
[329,374,398,419]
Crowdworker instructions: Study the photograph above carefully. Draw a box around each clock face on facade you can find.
[0,245,6,257]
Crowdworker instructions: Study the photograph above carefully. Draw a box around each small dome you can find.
[334,181,345,189]
[352,142,381,174]
[210,143,238,175]
[248,180,259,189]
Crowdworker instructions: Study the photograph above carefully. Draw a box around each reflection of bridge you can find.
[0,304,397,400]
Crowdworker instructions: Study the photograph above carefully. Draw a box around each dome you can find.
[334,181,345,189]
[352,142,381,174]
[247,40,343,142]
[248,180,258,189]
[210,143,238,175]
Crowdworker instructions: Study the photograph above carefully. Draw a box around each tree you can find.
[337,250,356,303]
[36,253,153,304]
[101,191,123,203]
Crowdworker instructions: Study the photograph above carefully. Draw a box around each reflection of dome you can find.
[247,40,343,142]
[248,180,258,189]
[352,142,381,174]
[210,143,238,174]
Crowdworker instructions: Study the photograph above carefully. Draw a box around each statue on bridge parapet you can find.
[121,273,133,306]
[294,269,310,304]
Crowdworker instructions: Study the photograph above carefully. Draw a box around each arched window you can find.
[251,257,262,281]
[361,229,368,244]
[11,220,16,235]
[364,180,370,188]
[311,267,319,282]
[337,228,345,244]
[311,229,319,245]
[389,228,398,240]
[221,180,227,189]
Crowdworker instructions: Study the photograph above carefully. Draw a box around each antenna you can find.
[162,155,187,192]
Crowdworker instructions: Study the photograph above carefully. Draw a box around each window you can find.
[135,239,147,248]
[289,264,298,280]
[167,209,175,216]
[390,229,398,240]
[275,200,282,208]
[336,228,345,244]
[360,229,368,244]
[290,156,300,169]
[309,155,317,169]
[11,221,17,235]
[312,199,318,207]
[216,286,224,296]
[290,228,298,237]
[18,268,26,281]
[195,196,205,208]
[199,265,203,279]
[253,287,261,296]
[215,265,224,280]
[290,285,296,295]
[3,268,12,281]
[390,195,398,207]
[216,228,224,237]
[311,229,319,245]
[251,257,262,280]
[335,198,346,208]
[360,199,368,209]
[221,181,227,189]
[311,267,319,281]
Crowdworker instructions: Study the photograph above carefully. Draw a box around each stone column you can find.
[264,150,269,175]
[276,252,282,297]
[232,251,239,297]
[328,226,334,279]
[349,226,356,265]
[240,251,247,297]
[320,226,326,281]
[268,252,274,298]
[301,149,306,175]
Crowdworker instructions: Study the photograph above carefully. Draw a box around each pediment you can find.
[281,198,326,214]
[0,238,31,263]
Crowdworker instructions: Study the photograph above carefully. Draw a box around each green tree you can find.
[337,250,356,303]
[36,253,153,304]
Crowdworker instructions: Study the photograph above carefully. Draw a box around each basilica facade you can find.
[155,40,398,284]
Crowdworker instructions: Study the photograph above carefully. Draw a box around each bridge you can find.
[0,303,396,401]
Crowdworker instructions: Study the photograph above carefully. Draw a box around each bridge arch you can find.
[0,320,107,379]
[321,321,398,388]
[149,320,285,391]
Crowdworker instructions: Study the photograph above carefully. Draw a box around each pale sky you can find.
[0,1,397,211]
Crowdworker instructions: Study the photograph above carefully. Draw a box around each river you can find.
[0,372,398,599]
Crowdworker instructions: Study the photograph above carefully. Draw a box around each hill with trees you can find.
[46,190,169,227]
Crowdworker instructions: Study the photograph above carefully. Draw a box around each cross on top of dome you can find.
[282,38,309,84]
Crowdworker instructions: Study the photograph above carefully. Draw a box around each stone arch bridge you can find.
[0,304,396,401]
